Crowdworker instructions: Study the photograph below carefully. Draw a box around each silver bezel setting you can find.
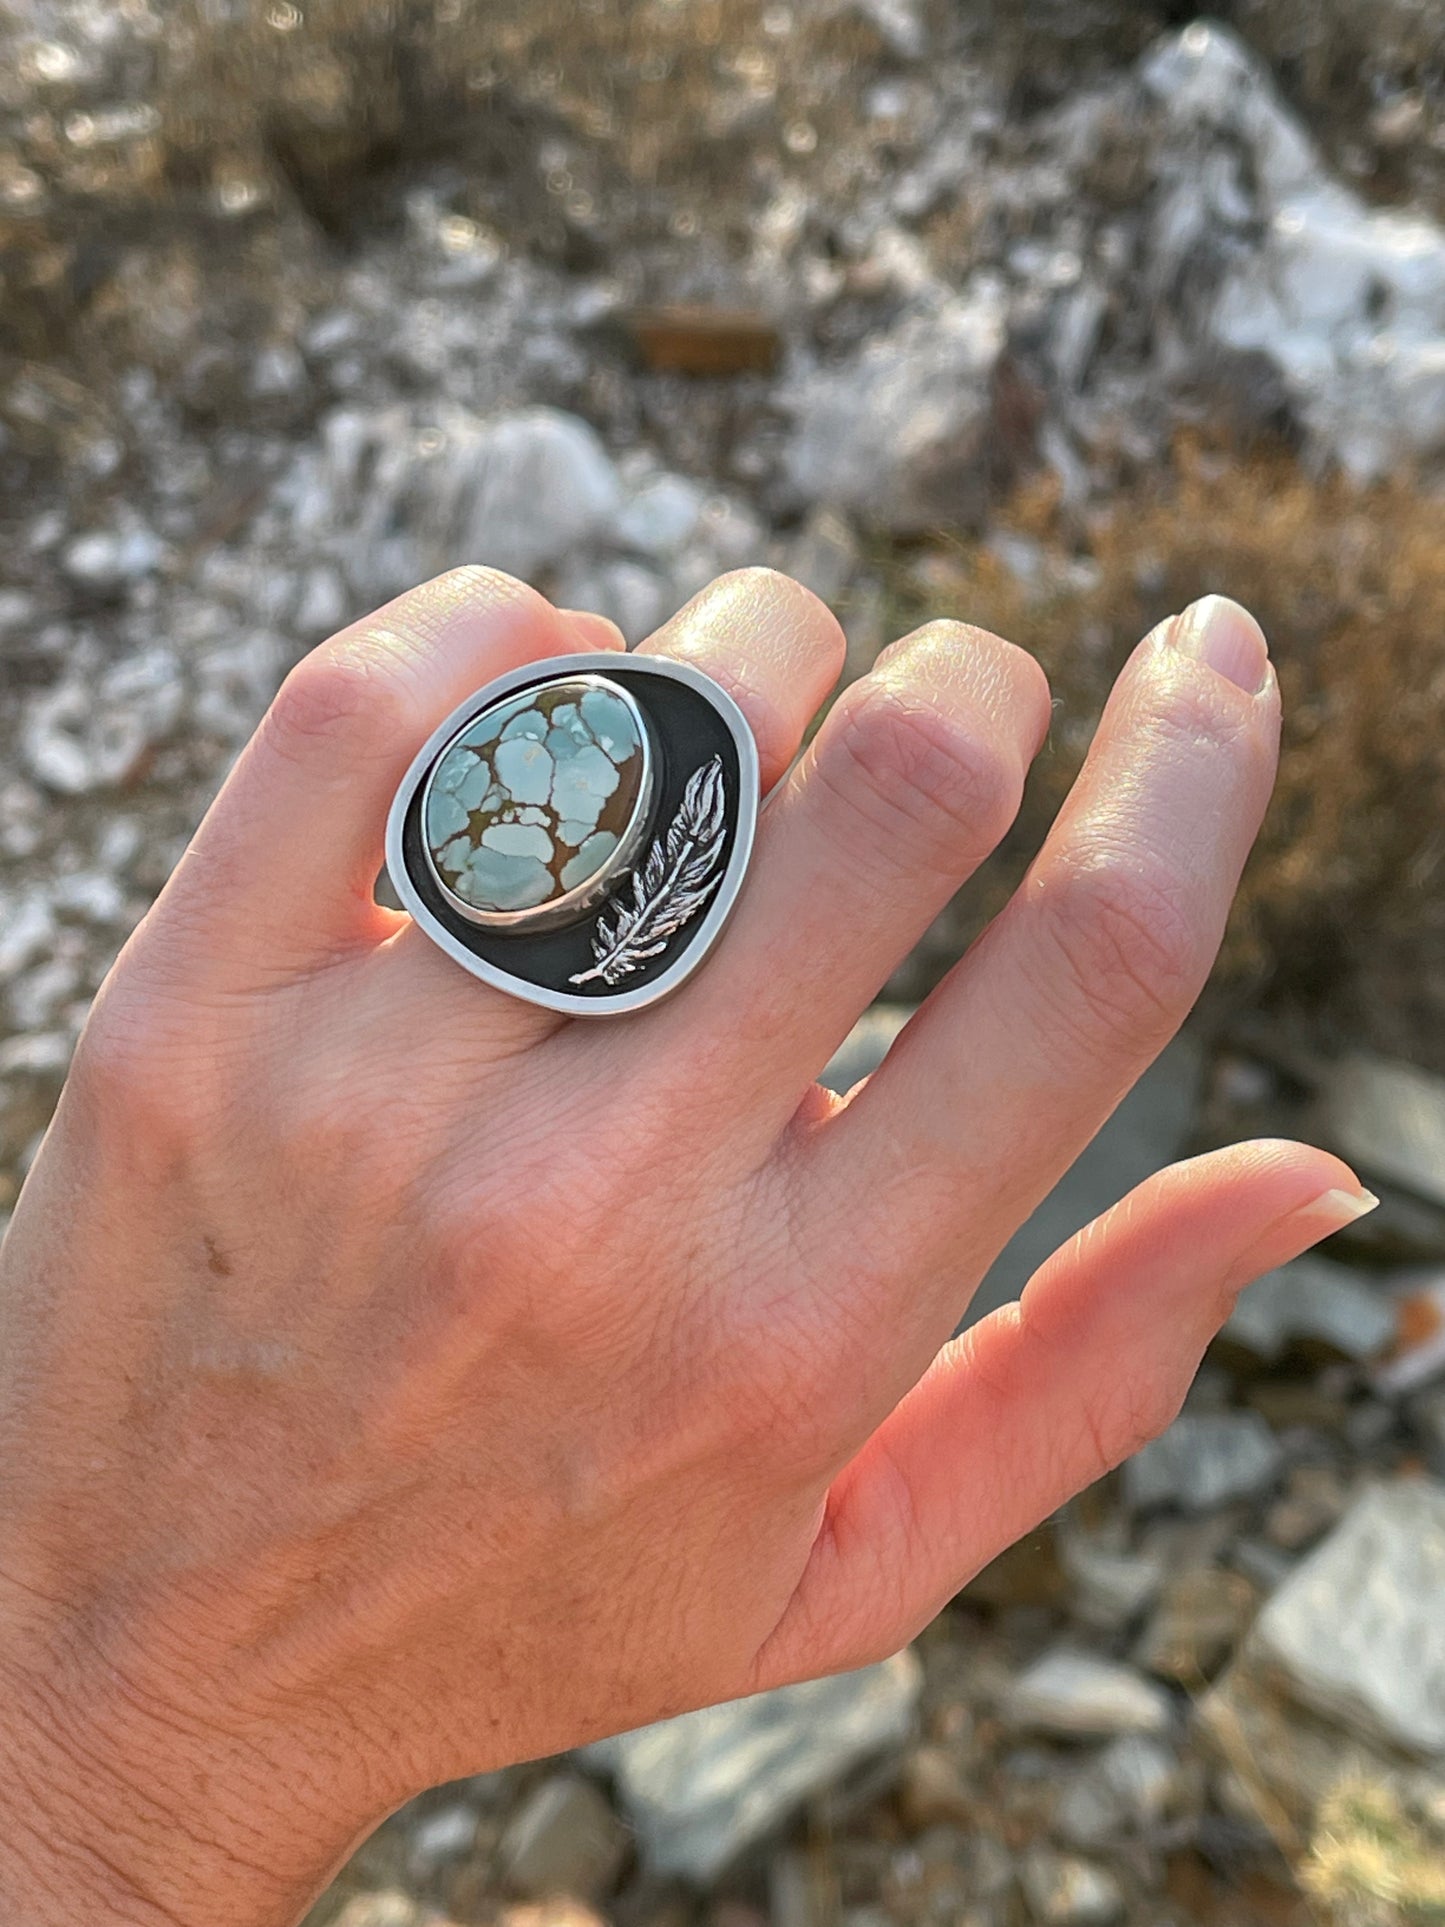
[418,673,656,934]
[386,652,760,1017]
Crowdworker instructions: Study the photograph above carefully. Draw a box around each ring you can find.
[386,653,760,1015]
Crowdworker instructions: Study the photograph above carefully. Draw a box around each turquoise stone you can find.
[424,677,648,922]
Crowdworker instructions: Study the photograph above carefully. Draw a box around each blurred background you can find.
[2,2,1444,1922]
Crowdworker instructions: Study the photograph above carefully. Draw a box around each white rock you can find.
[1055,1735,1180,1846]
[0,1031,73,1077]
[1124,1411,1284,1514]
[1059,1532,1164,1633]
[0,588,36,633]
[830,0,927,60]
[613,473,708,558]
[782,282,1008,533]
[1020,1849,1125,1926]
[1004,1650,1173,1739]
[549,556,671,645]
[23,647,183,795]
[405,1801,478,1876]
[1249,1478,1445,1759]
[1141,21,1445,481]
[284,404,624,601]
[1319,1054,1445,1213]
[0,892,55,979]
[191,630,285,743]
[62,524,165,588]
[582,1651,920,1881]
[1224,1257,1398,1365]
[50,869,126,923]
[784,507,861,607]
[329,1897,423,1927]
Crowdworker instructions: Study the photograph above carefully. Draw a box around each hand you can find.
[0,569,1369,1926]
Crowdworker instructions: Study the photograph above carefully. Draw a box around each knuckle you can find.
[424,564,551,624]
[263,642,417,770]
[430,562,513,600]
[815,682,1023,873]
[712,567,847,655]
[1090,1375,1188,1482]
[1029,849,1202,1048]
[890,622,1053,733]
[69,994,214,1152]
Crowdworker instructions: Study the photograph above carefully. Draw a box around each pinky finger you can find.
[754,1139,1377,1686]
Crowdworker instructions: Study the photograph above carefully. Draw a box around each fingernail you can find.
[1289,1185,1381,1234]
[1168,595,1271,695]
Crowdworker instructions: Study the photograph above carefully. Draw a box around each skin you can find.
[0,567,1371,1927]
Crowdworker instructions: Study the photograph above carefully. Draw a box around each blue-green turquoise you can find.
[424,678,648,919]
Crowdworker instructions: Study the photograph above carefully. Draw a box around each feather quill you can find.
[570,757,728,986]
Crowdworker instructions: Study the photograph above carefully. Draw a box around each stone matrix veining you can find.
[424,678,647,919]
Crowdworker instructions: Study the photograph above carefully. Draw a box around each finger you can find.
[808,597,1278,1334]
[557,609,628,651]
[754,1141,1375,1683]
[637,568,846,792]
[639,621,1050,1128]
[144,571,615,985]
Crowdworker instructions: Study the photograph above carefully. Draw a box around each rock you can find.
[1004,1650,1173,1739]
[1263,1465,1351,1553]
[766,1848,816,1927]
[1054,1735,1181,1848]
[550,557,671,645]
[1229,1538,1297,1595]
[1247,1478,1445,1759]
[1374,1273,1445,1396]
[284,405,624,602]
[329,1898,430,1927]
[781,283,1008,534]
[22,649,184,795]
[820,1004,913,1096]
[1059,1530,1164,1634]
[1412,1388,1445,1475]
[1135,1567,1258,1681]
[582,1652,921,1881]
[612,473,708,559]
[499,1904,608,1927]
[1124,1412,1284,1515]
[784,507,861,608]
[1199,1651,1439,1838]
[898,1745,973,1831]
[1316,1055,1445,1214]
[62,522,165,589]
[1018,1849,1124,1926]
[965,1529,1071,1611]
[974,1036,1203,1324]
[837,0,927,60]
[1141,24,1445,482]
[1221,1258,1398,1369]
[498,1774,627,1900]
[406,1803,478,1878]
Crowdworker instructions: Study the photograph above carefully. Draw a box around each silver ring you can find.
[386,653,760,1016]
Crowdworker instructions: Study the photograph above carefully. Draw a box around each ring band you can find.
[386,653,760,1015]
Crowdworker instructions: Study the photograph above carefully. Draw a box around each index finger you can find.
[134,570,612,991]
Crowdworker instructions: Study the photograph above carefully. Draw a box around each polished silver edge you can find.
[385,651,761,1017]
[418,674,656,933]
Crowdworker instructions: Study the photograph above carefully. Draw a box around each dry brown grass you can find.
[868,440,1445,1065]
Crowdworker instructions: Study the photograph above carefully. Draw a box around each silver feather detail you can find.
[570,756,728,986]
